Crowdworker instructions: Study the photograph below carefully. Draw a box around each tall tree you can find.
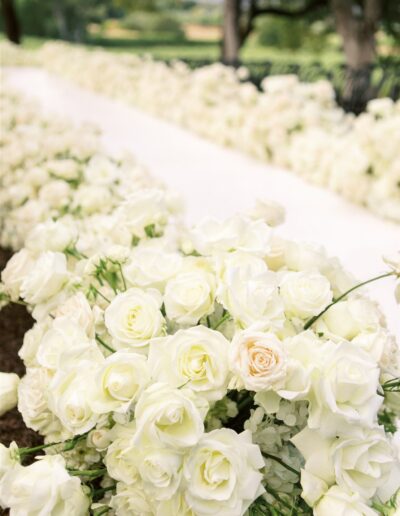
[221,0,398,108]
[1,0,21,44]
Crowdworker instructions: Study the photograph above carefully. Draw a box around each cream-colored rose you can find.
[138,446,183,500]
[279,271,332,319]
[84,154,119,185]
[183,429,264,516]
[230,330,287,391]
[110,481,155,516]
[1,248,35,300]
[72,184,111,215]
[164,270,216,326]
[104,288,165,349]
[0,455,89,515]
[38,180,71,208]
[148,325,230,401]
[247,199,285,227]
[91,351,150,414]
[134,383,206,449]
[20,251,70,305]
[314,486,377,516]
[0,442,19,481]
[308,342,382,434]
[0,373,19,416]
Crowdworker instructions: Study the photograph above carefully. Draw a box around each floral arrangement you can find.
[0,80,166,250]
[2,41,399,223]
[0,83,400,516]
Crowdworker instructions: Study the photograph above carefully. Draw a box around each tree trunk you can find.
[52,0,69,40]
[222,0,241,65]
[331,0,382,112]
[1,0,21,44]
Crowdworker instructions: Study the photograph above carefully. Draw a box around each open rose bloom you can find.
[0,64,400,516]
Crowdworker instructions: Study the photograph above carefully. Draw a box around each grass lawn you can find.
[1,32,344,66]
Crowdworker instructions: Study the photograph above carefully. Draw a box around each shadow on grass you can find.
[86,34,217,49]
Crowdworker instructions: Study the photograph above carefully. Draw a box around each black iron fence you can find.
[171,57,400,114]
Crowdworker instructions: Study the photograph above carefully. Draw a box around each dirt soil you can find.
[0,248,42,449]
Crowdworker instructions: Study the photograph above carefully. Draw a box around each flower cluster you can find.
[0,80,164,250]
[0,74,400,516]
[2,41,399,222]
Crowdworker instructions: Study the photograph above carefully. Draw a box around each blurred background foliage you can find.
[0,0,399,111]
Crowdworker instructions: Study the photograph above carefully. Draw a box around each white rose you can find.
[283,241,326,272]
[148,325,230,401]
[230,330,287,391]
[123,247,182,291]
[72,184,112,215]
[164,270,216,326]
[1,248,35,300]
[383,252,400,274]
[138,446,183,500]
[25,219,78,252]
[48,365,99,436]
[314,486,377,516]
[216,252,284,330]
[110,481,155,516]
[18,368,64,438]
[183,429,264,516]
[18,323,47,367]
[104,288,165,349]
[91,351,150,414]
[279,271,332,319]
[38,179,71,208]
[248,199,285,227]
[0,442,19,481]
[332,426,394,499]
[190,215,271,256]
[322,296,383,340]
[84,154,119,185]
[134,383,206,449]
[0,373,19,416]
[0,455,89,515]
[20,251,70,305]
[115,188,168,237]
[293,426,394,504]
[52,292,95,337]
[155,492,194,516]
[105,434,140,485]
[36,316,94,370]
[308,342,382,433]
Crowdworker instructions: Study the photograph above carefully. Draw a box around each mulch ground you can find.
[0,248,42,449]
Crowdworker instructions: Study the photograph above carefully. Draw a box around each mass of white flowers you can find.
[0,73,400,516]
[2,40,399,223]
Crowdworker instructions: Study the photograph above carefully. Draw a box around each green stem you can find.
[264,486,294,512]
[96,334,116,353]
[213,311,231,331]
[93,508,111,516]
[90,285,111,304]
[19,433,87,457]
[304,271,395,330]
[382,377,400,392]
[118,263,127,291]
[92,485,116,498]
[262,452,300,476]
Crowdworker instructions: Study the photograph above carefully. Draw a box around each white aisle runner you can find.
[4,67,400,337]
